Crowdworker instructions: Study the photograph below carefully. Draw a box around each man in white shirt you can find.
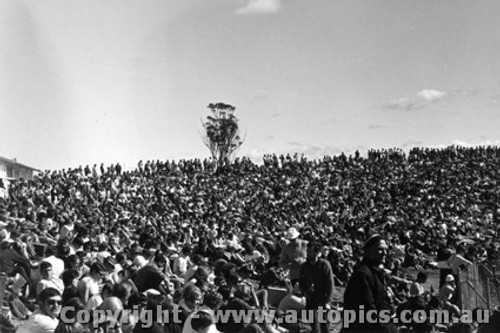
[42,248,65,278]
[174,246,192,279]
[449,245,473,276]
[17,288,61,333]
[36,262,64,296]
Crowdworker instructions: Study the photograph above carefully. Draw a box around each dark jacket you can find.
[299,258,335,307]
[0,248,31,276]
[342,260,390,333]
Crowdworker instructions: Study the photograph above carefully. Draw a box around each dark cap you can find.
[363,234,384,250]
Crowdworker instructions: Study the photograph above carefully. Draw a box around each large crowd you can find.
[1,146,500,333]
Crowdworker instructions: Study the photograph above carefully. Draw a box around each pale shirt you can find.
[37,277,65,295]
[174,256,189,278]
[16,310,59,333]
[77,276,103,309]
[42,256,65,278]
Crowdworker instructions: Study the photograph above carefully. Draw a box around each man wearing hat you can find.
[279,227,307,285]
[439,274,460,317]
[342,234,392,333]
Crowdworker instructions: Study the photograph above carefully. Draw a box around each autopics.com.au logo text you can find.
[60,306,491,329]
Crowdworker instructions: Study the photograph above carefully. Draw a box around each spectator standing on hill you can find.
[342,234,392,333]
[279,227,307,285]
[299,241,334,333]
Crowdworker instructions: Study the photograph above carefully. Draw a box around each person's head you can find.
[153,252,167,269]
[39,287,62,318]
[40,261,53,279]
[62,269,80,288]
[203,291,224,311]
[103,256,117,272]
[132,255,147,270]
[127,292,147,310]
[194,266,210,283]
[285,227,300,243]
[1,240,11,251]
[66,254,82,270]
[307,241,321,262]
[445,274,456,285]
[101,282,114,299]
[95,297,124,333]
[363,234,388,266]
[191,310,213,333]
[181,245,192,256]
[89,262,106,282]
[416,271,428,283]
[183,285,203,310]
[111,284,131,306]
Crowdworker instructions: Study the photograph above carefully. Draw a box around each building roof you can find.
[0,156,40,172]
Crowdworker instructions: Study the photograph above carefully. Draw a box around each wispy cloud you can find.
[385,89,447,111]
[368,124,386,130]
[402,139,424,148]
[235,0,282,15]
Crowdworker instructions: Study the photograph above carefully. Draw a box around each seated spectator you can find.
[77,262,106,309]
[17,288,62,333]
[133,253,170,294]
[37,261,65,297]
[42,247,65,279]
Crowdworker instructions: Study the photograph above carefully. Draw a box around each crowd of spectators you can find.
[1,145,500,333]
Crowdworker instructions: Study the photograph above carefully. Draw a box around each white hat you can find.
[446,274,455,283]
[285,227,300,240]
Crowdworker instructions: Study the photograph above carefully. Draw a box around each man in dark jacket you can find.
[342,234,392,333]
[0,240,32,290]
[299,241,335,333]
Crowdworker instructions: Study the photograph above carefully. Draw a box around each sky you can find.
[1,0,500,170]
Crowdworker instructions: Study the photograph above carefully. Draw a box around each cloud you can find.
[385,89,447,111]
[367,124,386,130]
[235,0,282,15]
[402,139,423,148]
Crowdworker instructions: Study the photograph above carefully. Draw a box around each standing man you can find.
[279,227,307,285]
[342,234,391,333]
[299,241,335,333]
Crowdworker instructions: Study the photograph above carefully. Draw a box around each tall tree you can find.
[202,102,243,169]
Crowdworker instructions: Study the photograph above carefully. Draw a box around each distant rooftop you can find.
[0,156,40,172]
